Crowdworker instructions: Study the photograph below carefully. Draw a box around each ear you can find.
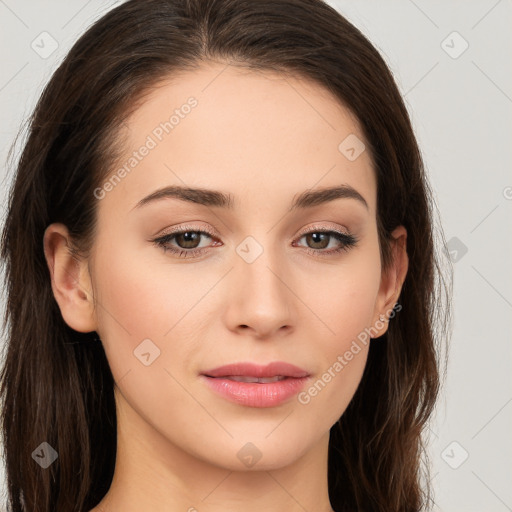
[43,223,97,333]
[371,225,408,339]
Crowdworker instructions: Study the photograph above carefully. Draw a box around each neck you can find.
[91,387,335,512]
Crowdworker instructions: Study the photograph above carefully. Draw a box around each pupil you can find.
[309,232,328,249]
[179,232,199,248]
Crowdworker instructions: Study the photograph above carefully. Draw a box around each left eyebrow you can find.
[289,185,368,211]
[131,184,369,211]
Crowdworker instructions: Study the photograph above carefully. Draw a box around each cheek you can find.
[92,220,208,333]
[292,250,380,419]
[295,285,375,428]
[90,238,220,385]
[297,248,381,345]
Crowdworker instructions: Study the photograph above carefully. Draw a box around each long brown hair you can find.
[0,0,452,510]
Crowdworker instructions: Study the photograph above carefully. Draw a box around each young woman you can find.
[0,0,451,511]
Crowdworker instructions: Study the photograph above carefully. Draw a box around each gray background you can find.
[0,1,511,510]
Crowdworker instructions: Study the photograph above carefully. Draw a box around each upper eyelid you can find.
[156,221,351,238]
[154,223,216,238]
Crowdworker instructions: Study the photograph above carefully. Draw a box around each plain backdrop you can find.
[0,1,511,511]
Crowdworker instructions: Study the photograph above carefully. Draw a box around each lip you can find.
[200,362,311,408]
[201,361,310,379]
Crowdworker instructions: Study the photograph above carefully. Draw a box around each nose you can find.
[222,242,295,340]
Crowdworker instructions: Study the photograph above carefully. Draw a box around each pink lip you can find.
[201,361,310,379]
[200,362,311,408]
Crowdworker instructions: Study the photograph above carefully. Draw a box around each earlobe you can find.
[43,223,97,333]
[371,225,409,339]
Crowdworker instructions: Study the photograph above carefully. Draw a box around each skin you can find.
[43,61,408,512]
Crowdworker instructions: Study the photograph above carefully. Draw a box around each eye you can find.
[153,225,218,259]
[152,224,358,259]
[293,227,358,257]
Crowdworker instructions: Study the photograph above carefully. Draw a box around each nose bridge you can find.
[235,231,288,297]
[227,230,294,334]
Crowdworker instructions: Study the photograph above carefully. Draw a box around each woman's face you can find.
[67,62,403,471]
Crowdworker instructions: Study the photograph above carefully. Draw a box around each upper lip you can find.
[201,362,310,378]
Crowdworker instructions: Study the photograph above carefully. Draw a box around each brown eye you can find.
[153,227,218,258]
[294,229,358,256]
[174,231,203,249]
[303,232,331,249]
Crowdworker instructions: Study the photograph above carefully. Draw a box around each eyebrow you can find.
[132,184,368,212]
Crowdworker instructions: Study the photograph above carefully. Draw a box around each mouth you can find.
[201,361,310,379]
[214,375,289,383]
[200,361,311,407]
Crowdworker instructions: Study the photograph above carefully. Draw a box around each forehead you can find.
[101,62,376,215]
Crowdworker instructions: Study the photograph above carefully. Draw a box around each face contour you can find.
[45,61,407,509]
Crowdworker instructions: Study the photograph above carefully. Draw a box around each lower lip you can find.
[200,375,310,407]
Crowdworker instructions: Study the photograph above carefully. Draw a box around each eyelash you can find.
[152,224,359,259]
